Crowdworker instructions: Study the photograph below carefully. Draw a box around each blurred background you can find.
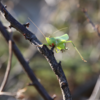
[0,0,100,100]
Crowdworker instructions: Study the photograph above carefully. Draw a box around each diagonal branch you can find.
[82,8,100,36]
[89,75,100,100]
[0,21,53,100]
[0,34,12,92]
[0,2,72,100]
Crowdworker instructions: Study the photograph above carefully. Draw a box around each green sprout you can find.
[29,18,87,62]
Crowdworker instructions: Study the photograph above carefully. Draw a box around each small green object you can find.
[45,34,87,62]
[45,34,69,52]
[29,18,87,62]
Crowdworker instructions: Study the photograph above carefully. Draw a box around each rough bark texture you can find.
[0,2,72,100]
[0,21,53,100]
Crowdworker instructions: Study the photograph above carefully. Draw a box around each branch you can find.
[82,8,100,36]
[0,34,12,92]
[0,91,15,97]
[0,2,72,100]
[89,75,100,100]
[0,22,52,100]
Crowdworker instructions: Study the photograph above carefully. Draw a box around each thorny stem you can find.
[0,21,53,100]
[0,2,72,100]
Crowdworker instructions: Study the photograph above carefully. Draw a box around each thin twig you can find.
[82,8,100,36]
[0,31,12,92]
[0,91,16,97]
[0,2,72,100]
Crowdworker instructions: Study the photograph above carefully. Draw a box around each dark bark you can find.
[0,2,72,100]
[0,21,52,100]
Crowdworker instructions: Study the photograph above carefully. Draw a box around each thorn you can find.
[60,81,68,88]
[2,5,6,14]
[52,94,56,100]
[23,33,33,42]
[38,78,41,82]
[23,22,30,28]
[26,59,29,64]
[25,35,30,40]
[59,61,61,65]
[27,83,34,86]
[9,24,13,28]
[23,33,28,39]
[3,8,6,13]
[51,46,55,51]
[4,5,7,8]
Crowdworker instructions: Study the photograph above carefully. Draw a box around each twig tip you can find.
[23,22,30,28]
